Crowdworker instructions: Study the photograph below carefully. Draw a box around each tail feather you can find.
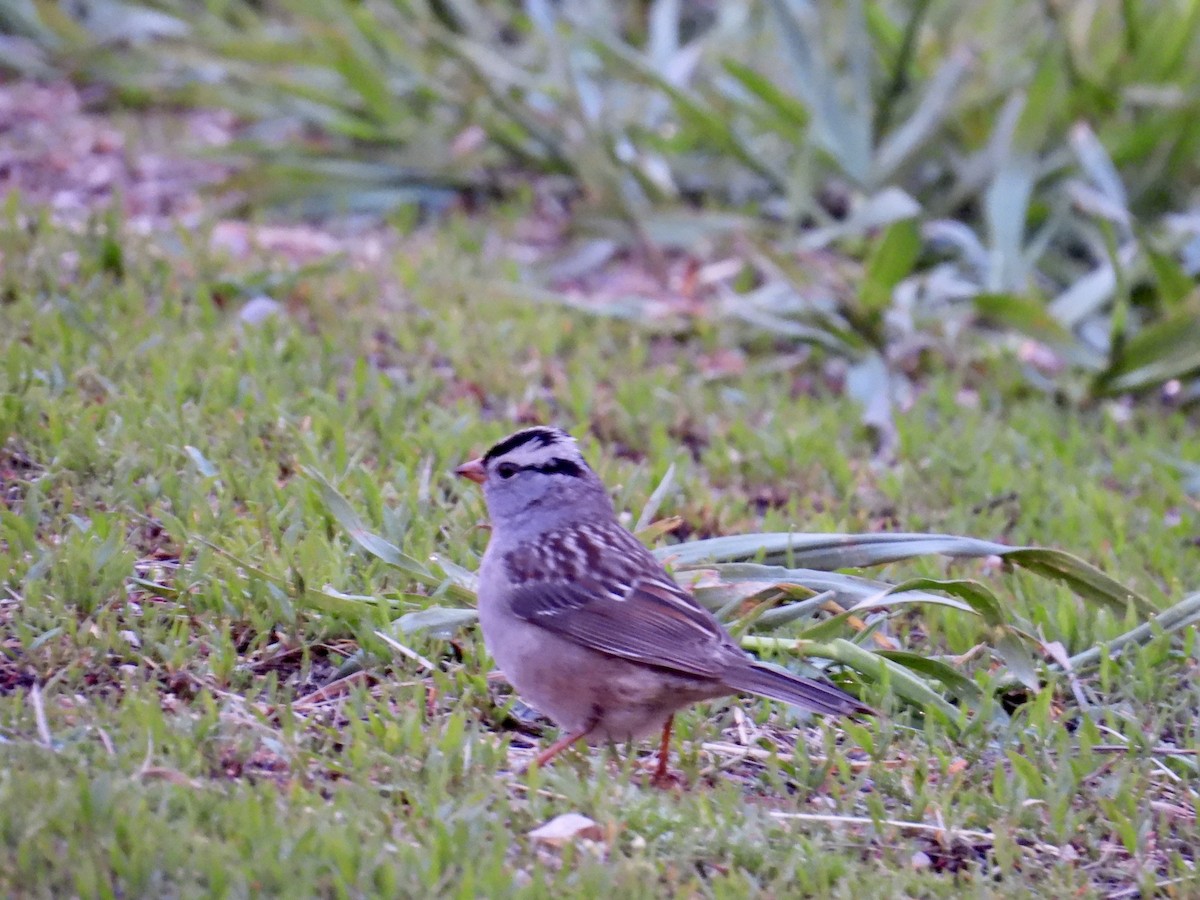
[724,662,873,717]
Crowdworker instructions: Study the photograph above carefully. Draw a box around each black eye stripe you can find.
[492,458,585,479]
[530,458,584,478]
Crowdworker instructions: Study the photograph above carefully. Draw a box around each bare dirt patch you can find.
[0,78,231,229]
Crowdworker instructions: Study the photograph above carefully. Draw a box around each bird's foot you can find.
[635,753,686,790]
[647,766,687,790]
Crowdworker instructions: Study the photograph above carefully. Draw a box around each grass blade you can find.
[871,48,969,184]
[1065,590,1200,670]
[305,467,456,588]
[765,0,870,182]
[661,532,1153,613]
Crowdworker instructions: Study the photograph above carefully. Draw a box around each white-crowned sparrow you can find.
[456,426,871,781]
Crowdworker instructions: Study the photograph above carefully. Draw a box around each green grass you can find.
[1,209,1198,897]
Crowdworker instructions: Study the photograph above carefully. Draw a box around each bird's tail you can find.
[724,661,873,717]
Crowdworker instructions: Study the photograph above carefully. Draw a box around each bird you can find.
[455,426,871,783]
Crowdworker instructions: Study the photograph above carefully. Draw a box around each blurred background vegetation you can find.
[4,0,1200,421]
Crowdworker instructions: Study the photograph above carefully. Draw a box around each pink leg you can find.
[523,725,593,773]
[651,715,675,787]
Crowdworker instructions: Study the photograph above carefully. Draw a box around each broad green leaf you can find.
[883,577,1008,626]
[1094,307,1200,394]
[983,156,1034,293]
[845,352,898,456]
[875,650,984,702]
[1071,122,1128,214]
[1144,247,1194,307]
[973,293,1075,346]
[329,32,394,125]
[1048,242,1138,328]
[996,631,1040,690]
[791,610,861,642]
[755,592,838,628]
[793,581,990,642]
[1000,548,1153,615]
[635,516,684,546]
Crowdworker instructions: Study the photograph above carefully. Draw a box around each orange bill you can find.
[455,458,486,483]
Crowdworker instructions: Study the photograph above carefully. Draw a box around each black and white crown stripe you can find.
[482,427,589,478]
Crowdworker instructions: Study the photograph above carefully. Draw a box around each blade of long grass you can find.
[306,468,475,603]
[307,468,435,580]
[659,532,1153,613]
[660,531,1012,567]
[721,57,809,132]
[983,155,1035,293]
[1048,242,1139,329]
[766,0,871,182]
[755,591,839,628]
[634,463,676,532]
[1065,590,1200,671]
[688,562,971,610]
[872,48,969,184]
[1071,122,1128,216]
[881,577,1008,625]
[588,36,786,193]
[973,293,1077,346]
[392,606,479,637]
[193,536,401,617]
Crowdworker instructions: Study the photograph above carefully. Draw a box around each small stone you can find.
[238,295,282,325]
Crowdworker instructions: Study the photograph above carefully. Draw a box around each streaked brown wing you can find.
[506,573,739,679]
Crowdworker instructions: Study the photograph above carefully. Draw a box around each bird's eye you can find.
[495,462,519,479]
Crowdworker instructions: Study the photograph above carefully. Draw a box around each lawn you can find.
[1,207,1197,897]
[2,2,1200,893]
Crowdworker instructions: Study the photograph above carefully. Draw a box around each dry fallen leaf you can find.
[528,813,604,846]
